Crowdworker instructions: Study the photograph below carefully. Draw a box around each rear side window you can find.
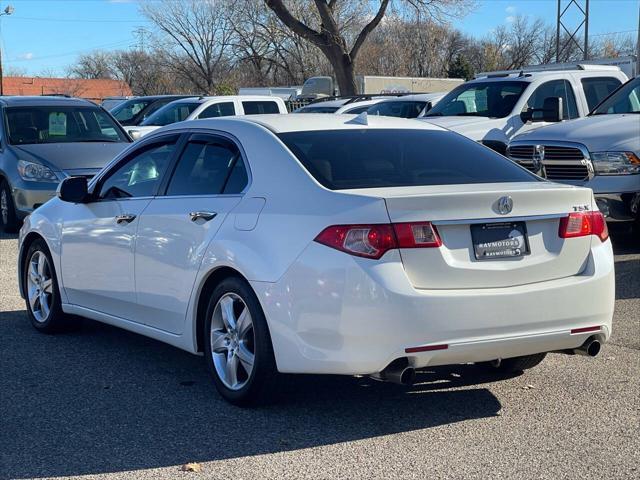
[242,101,280,115]
[199,102,235,119]
[278,129,538,190]
[166,138,247,196]
[581,77,622,111]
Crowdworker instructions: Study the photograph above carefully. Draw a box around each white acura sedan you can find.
[18,114,614,405]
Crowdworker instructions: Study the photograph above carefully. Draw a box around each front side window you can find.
[98,140,176,199]
[141,102,200,126]
[5,106,128,145]
[591,77,640,115]
[426,81,528,118]
[522,80,578,120]
[367,101,427,119]
[278,129,538,190]
[166,137,247,196]
[242,101,280,115]
[111,99,153,123]
[198,102,236,119]
[582,77,623,112]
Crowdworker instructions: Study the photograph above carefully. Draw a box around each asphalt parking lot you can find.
[0,227,638,480]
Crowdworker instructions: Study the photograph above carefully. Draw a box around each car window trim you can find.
[158,129,252,198]
[91,133,184,202]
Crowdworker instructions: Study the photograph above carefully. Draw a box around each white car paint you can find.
[127,95,288,139]
[367,93,445,118]
[421,69,628,152]
[19,114,615,379]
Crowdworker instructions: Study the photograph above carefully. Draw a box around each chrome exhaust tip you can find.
[374,359,416,385]
[574,337,601,357]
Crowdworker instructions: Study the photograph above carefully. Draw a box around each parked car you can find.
[127,96,288,139]
[18,114,613,405]
[334,98,384,114]
[110,95,194,127]
[366,93,445,118]
[508,75,640,228]
[101,96,135,111]
[421,65,628,154]
[294,98,353,113]
[0,96,131,233]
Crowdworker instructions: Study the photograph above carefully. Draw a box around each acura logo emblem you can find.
[497,196,513,215]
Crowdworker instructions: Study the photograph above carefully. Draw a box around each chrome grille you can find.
[507,143,591,182]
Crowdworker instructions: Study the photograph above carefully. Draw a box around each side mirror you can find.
[57,176,89,203]
[542,96,563,123]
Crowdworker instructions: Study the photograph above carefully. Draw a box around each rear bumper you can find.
[253,240,615,375]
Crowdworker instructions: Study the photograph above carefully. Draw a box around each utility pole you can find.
[556,0,590,62]
[0,4,15,96]
[133,27,148,53]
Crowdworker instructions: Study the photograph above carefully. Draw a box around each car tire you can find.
[23,239,76,333]
[479,353,547,374]
[204,276,280,406]
[0,179,20,234]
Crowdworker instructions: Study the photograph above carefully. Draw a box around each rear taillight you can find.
[315,222,441,259]
[558,211,609,242]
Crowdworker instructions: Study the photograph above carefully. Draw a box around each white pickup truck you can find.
[508,76,640,228]
[420,65,628,155]
[127,96,288,140]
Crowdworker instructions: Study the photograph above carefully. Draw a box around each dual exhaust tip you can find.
[376,336,602,386]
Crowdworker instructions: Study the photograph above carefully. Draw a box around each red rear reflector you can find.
[571,326,601,334]
[405,344,449,353]
[559,211,609,242]
[315,222,441,259]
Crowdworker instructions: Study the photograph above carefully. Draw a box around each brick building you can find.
[2,77,132,103]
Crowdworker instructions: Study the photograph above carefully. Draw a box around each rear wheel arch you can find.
[195,266,264,353]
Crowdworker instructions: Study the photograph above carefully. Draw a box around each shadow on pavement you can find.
[0,311,502,479]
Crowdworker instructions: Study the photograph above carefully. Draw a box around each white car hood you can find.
[421,116,492,129]
[419,116,497,141]
[512,114,640,152]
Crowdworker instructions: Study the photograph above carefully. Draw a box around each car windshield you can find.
[426,81,528,118]
[367,101,427,118]
[295,105,340,113]
[591,77,640,115]
[141,102,201,126]
[278,129,538,190]
[5,106,128,145]
[111,98,154,122]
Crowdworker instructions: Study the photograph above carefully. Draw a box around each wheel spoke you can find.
[39,293,50,318]
[225,352,239,387]
[236,344,254,374]
[220,296,236,331]
[236,307,252,338]
[37,253,46,277]
[28,288,39,311]
[210,330,228,353]
[41,278,53,294]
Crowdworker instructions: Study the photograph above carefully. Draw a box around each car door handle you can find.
[115,214,137,225]
[189,211,217,222]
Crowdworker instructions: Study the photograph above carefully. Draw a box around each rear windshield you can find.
[141,102,200,126]
[278,129,538,190]
[295,106,340,113]
[367,101,427,118]
[5,106,128,145]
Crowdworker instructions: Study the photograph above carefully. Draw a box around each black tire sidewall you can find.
[203,276,277,406]
[0,179,19,233]
[23,239,65,332]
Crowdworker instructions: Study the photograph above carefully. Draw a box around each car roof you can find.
[0,96,98,107]
[377,93,445,102]
[302,99,351,109]
[176,113,448,133]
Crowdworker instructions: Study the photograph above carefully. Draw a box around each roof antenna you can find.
[347,111,368,125]
[518,70,525,77]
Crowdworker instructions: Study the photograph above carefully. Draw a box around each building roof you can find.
[2,77,132,102]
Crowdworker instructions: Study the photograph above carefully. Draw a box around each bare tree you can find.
[265,0,474,95]
[140,0,235,94]
[68,51,114,79]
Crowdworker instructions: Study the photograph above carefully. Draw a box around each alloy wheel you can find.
[210,293,256,391]
[26,251,54,323]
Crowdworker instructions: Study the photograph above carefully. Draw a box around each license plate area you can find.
[470,222,530,260]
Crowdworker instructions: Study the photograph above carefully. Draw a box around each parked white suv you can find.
[127,96,288,139]
[421,65,628,154]
[508,76,640,227]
